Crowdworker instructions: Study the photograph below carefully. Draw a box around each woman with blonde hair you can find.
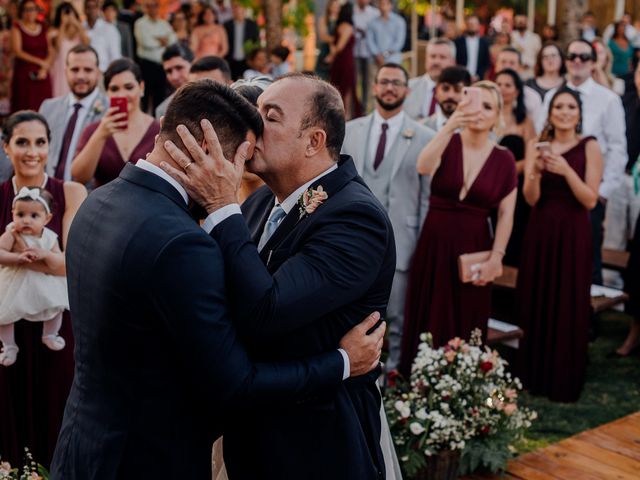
[400,81,517,371]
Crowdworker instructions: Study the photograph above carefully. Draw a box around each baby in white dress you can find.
[0,186,69,366]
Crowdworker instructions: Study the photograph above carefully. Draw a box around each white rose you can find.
[415,408,428,420]
[409,422,425,435]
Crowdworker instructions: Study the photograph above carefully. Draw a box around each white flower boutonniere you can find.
[92,99,105,115]
[402,128,415,140]
[298,185,328,219]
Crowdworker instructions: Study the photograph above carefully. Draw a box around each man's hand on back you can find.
[340,312,385,376]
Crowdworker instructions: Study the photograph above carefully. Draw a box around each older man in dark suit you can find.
[49,80,383,479]
[163,73,396,479]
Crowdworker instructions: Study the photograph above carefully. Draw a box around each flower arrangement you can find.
[0,449,48,480]
[385,330,536,478]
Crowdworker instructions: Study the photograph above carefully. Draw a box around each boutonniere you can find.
[402,128,415,140]
[92,98,105,115]
[298,185,328,219]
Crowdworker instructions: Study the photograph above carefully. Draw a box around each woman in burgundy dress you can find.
[10,0,53,112]
[400,82,517,373]
[517,88,603,402]
[71,58,160,187]
[0,111,86,466]
[327,3,361,119]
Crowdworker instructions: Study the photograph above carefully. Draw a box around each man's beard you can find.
[71,85,96,99]
[375,96,404,111]
[440,100,457,116]
[515,26,527,32]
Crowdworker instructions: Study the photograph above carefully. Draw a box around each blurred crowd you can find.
[0,0,639,469]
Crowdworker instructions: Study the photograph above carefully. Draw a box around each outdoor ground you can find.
[516,310,640,453]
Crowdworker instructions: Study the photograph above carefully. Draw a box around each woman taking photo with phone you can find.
[71,58,160,187]
[399,82,517,372]
[516,87,603,402]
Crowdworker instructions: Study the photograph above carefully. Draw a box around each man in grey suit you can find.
[342,63,435,370]
[39,45,108,181]
[404,38,456,121]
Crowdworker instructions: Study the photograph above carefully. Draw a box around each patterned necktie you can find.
[373,123,389,171]
[258,204,286,251]
[55,103,82,180]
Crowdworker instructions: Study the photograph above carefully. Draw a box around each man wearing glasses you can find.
[536,39,627,285]
[342,63,435,370]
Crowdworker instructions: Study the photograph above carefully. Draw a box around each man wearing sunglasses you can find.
[536,39,627,286]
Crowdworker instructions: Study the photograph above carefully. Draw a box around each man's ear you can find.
[306,128,326,157]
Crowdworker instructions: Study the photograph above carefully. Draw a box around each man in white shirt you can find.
[83,0,121,72]
[353,0,379,110]
[510,14,541,80]
[404,37,456,121]
[537,39,628,284]
[134,0,176,112]
[39,45,108,180]
[423,65,471,132]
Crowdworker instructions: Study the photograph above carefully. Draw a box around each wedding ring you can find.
[183,162,193,170]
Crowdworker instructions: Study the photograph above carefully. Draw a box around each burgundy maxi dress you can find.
[400,134,517,372]
[11,22,52,112]
[329,29,361,119]
[0,177,74,466]
[515,137,594,403]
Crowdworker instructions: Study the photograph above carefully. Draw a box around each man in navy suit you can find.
[163,73,396,479]
[454,14,490,81]
[50,80,384,479]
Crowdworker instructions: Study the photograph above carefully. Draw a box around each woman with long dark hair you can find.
[517,88,603,402]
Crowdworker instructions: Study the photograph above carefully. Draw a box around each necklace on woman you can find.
[12,174,48,194]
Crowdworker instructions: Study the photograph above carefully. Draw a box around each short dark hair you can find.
[197,4,217,26]
[336,2,353,26]
[275,72,345,161]
[270,46,290,62]
[3,110,51,143]
[123,0,136,9]
[162,43,194,63]
[495,68,526,124]
[18,0,38,18]
[246,47,267,63]
[102,0,117,11]
[104,58,143,88]
[189,56,231,81]
[437,65,471,87]
[498,46,522,65]
[567,39,597,62]
[161,80,263,160]
[534,42,566,77]
[66,44,99,66]
[375,62,409,84]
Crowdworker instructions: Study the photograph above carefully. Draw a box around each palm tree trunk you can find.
[560,0,588,45]
[263,0,283,52]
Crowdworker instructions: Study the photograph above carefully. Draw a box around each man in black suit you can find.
[454,14,490,81]
[162,73,396,479]
[49,80,384,479]
[224,1,259,79]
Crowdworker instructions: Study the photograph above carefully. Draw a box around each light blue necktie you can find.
[258,205,286,251]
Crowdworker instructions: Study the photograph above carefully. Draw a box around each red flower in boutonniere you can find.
[298,185,328,219]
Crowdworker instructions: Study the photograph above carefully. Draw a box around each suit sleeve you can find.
[211,201,392,339]
[151,231,343,408]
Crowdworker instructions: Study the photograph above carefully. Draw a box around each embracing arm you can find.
[152,232,382,408]
[210,202,391,339]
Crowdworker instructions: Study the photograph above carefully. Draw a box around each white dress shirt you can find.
[59,88,100,181]
[368,110,405,164]
[134,15,176,64]
[85,18,122,71]
[353,5,380,59]
[536,77,628,200]
[232,21,245,60]
[465,35,480,77]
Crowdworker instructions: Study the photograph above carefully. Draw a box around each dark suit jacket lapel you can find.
[260,155,360,259]
[119,163,190,216]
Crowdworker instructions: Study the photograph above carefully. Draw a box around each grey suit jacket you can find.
[342,113,435,272]
[404,74,435,121]
[39,90,109,178]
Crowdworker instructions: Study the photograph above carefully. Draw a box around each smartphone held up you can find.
[462,87,482,114]
[110,97,128,130]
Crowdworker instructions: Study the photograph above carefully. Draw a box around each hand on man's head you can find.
[160,119,253,213]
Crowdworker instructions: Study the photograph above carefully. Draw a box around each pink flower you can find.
[504,403,517,416]
[448,337,463,349]
[299,186,328,218]
[444,350,457,363]
[505,389,517,400]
